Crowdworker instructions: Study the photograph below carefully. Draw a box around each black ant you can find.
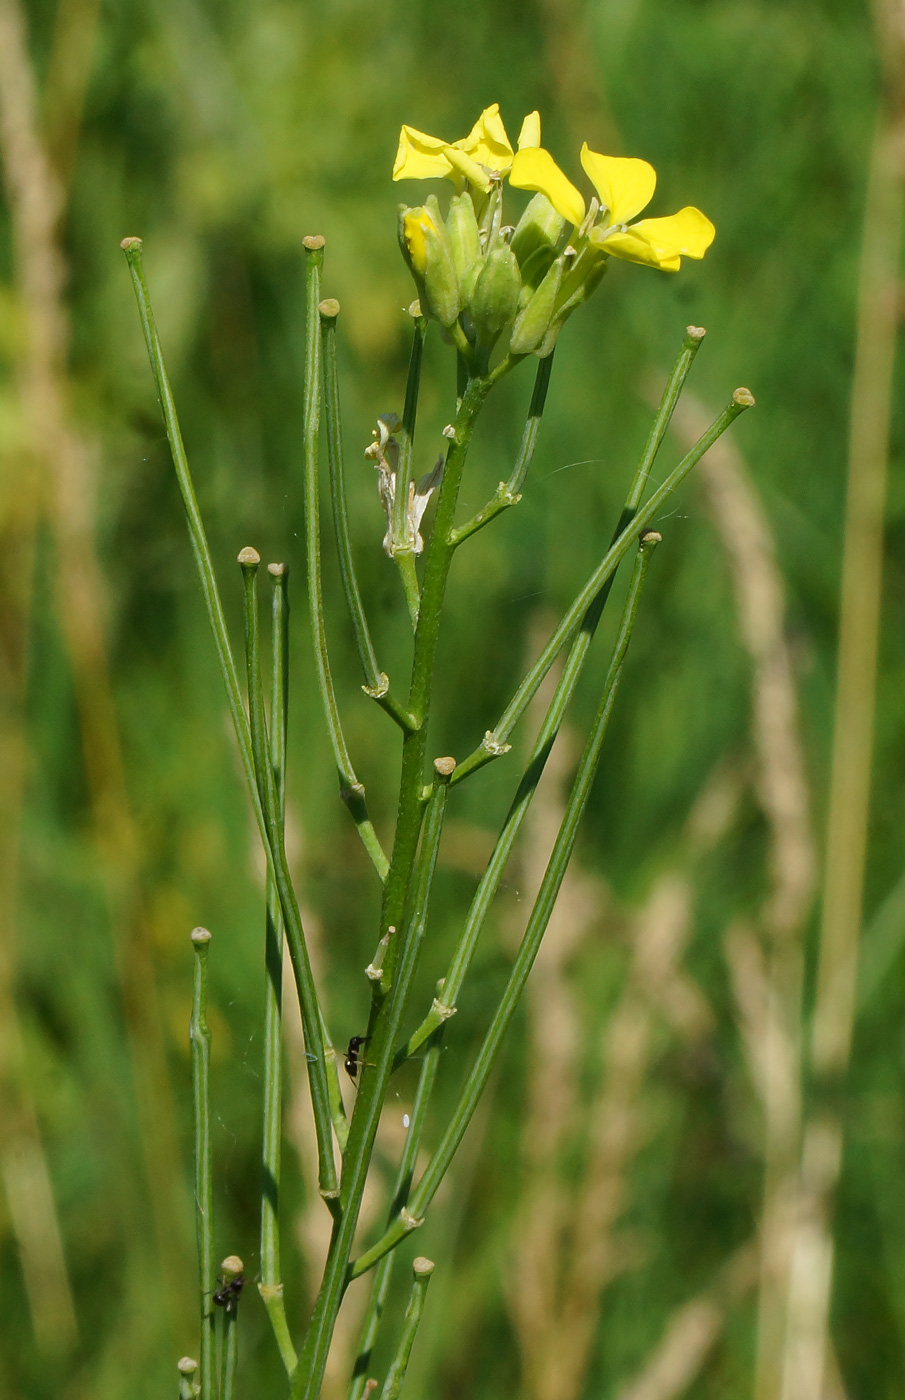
[344,1035,373,1082]
[212,1273,245,1314]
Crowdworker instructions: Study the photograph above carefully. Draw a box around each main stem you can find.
[290,375,490,1400]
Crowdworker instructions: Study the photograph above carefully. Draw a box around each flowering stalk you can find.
[123,99,754,1400]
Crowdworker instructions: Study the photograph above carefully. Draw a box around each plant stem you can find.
[399,328,708,1060]
[240,548,339,1207]
[189,927,214,1400]
[302,237,388,880]
[177,1357,199,1400]
[222,1310,239,1400]
[349,532,661,1280]
[120,238,266,844]
[291,761,455,1399]
[294,376,489,1400]
[123,237,345,1205]
[348,1028,443,1399]
[451,387,754,786]
[319,300,414,732]
[258,562,299,1376]
[449,351,554,546]
[376,1258,435,1400]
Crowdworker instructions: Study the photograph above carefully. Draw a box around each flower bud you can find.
[398,197,460,328]
[510,193,566,290]
[509,254,564,356]
[466,243,521,345]
[446,192,482,303]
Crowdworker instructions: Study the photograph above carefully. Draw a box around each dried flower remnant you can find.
[365,414,444,556]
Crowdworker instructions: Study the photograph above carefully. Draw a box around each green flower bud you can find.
[466,243,522,344]
[446,192,482,303]
[509,255,564,356]
[510,193,566,290]
[398,197,460,328]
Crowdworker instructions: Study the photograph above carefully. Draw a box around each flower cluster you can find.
[393,104,714,366]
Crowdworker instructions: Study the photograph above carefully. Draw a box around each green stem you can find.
[350,532,661,1280]
[240,548,339,1207]
[398,327,709,1056]
[627,324,706,512]
[376,1258,435,1400]
[291,377,490,1400]
[348,1028,443,1399]
[396,550,422,630]
[177,1357,199,1400]
[122,237,341,1191]
[319,300,414,732]
[258,563,299,1376]
[451,387,754,786]
[450,351,554,546]
[221,1292,241,1400]
[291,767,453,1400]
[189,928,214,1400]
[120,238,265,844]
[302,237,389,880]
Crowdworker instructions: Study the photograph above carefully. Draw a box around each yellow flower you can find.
[510,142,714,272]
[394,104,541,194]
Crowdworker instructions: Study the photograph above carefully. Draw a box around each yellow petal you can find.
[517,111,541,150]
[453,103,514,174]
[510,147,586,226]
[393,125,454,182]
[596,206,715,270]
[580,146,656,224]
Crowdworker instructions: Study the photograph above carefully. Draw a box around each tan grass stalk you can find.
[0,0,191,1337]
[614,1244,758,1400]
[781,4,905,1394]
[660,385,817,1398]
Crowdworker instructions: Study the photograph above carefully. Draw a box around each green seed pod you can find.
[467,243,522,343]
[510,193,566,289]
[509,255,564,356]
[398,199,461,328]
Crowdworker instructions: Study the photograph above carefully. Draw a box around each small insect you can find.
[212,1273,245,1313]
[344,1035,372,1082]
